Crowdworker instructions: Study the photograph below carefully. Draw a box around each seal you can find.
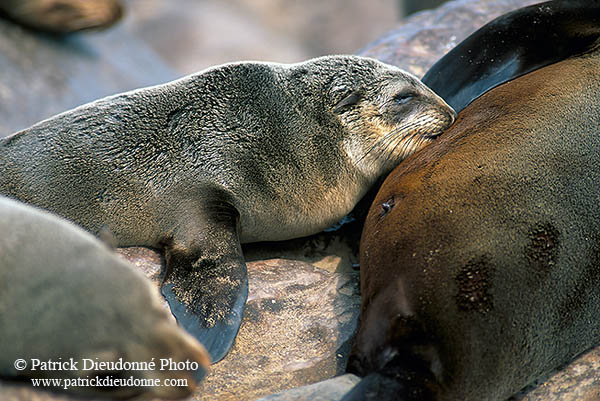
[343,23,600,401]
[422,0,600,112]
[0,55,456,362]
[0,196,210,400]
[0,0,123,33]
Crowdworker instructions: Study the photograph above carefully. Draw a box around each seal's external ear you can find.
[334,90,364,114]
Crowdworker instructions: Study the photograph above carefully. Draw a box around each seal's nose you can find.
[447,106,457,125]
[428,89,457,127]
[437,95,457,126]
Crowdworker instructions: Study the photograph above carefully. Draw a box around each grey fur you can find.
[0,55,455,361]
[0,196,209,399]
[0,55,453,244]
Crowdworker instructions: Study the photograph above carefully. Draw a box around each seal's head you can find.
[75,286,212,400]
[285,56,456,180]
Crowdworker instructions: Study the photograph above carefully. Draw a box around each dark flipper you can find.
[344,313,442,401]
[161,278,247,363]
[341,373,431,401]
[343,354,439,401]
[422,0,600,112]
[161,193,247,363]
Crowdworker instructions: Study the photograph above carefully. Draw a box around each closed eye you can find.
[394,93,415,105]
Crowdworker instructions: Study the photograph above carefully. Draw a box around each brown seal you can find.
[0,196,209,399]
[0,0,123,33]
[343,37,600,401]
[0,55,455,362]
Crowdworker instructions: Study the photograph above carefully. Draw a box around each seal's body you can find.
[0,196,209,400]
[0,55,455,361]
[344,34,600,401]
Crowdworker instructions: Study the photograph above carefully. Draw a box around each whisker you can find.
[385,130,417,166]
[358,118,427,167]
[357,121,415,164]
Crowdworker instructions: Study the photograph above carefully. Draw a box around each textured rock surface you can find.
[122,246,361,401]
[255,374,360,401]
[360,0,539,77]
[116,247,362,401]
[0,17,175,137]
[195,259,359,401]
[512,348,600,401]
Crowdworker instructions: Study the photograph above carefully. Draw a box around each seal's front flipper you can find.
[161,272,248,363]
[161,195,247,363]
[342,358,438,401]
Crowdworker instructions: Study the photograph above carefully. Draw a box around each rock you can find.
[511,348,600,401]
[255,374,360,401]
[115,249,361,401]
[360,0,540,77]
[196,259,360,401]
[0,16,176,137]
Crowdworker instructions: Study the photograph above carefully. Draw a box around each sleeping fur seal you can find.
[343,13,600,401]
[0,196,209,400]
[0,55,455,362]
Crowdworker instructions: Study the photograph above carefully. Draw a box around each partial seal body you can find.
[0,55,455,361]
[422,0,600,112]
[344,40,600,401]
[0,0,123,33]
[0,196,209,399]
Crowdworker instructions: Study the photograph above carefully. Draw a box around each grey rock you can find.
[255,374,360,401]
[0,17,175,137]
[360,0,539,77]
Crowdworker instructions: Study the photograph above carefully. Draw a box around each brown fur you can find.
[0,0,122,33]
[349,50,600,400]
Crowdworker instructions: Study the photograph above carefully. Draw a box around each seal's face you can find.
[327,56,456,179]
